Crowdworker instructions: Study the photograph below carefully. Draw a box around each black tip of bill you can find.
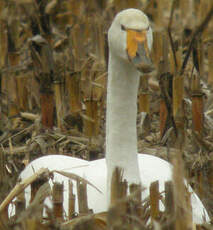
[130,43,155,74]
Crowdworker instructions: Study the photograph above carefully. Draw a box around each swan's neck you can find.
[106,53,141,187]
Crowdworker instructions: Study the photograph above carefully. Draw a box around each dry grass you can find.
[0,0,213,229]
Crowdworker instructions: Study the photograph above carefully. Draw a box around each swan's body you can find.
[16,154,208,223]
[10,9,209,223]
[18,154,172,213]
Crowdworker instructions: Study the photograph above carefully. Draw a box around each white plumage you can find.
[11,9,209,223]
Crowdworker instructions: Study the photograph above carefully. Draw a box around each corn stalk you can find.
[207,36,213,86]
[53,182,64,221]
[68,180,76,219]
[77,179,89,214]
[149,181,160,221]
[29,35,55,129]
[191,74,204,135]
[172,150,193,230]
[139,75,149,114]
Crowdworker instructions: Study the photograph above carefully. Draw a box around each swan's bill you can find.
[126,29,154,73]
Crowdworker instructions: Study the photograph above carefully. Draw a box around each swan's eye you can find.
[121,25,126,31]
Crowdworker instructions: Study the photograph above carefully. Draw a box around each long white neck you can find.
[106,52,141,190]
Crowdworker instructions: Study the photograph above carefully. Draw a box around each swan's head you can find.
[108,9,154,73]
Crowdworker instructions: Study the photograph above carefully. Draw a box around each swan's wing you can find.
[20,155,89,178]
[15,156,107,215]
[138,154,209,223]
[138,154,172,191]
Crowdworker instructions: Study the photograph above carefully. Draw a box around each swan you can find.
[9,9,209,223]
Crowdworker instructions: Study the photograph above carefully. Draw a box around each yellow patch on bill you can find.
[127,30,147,58]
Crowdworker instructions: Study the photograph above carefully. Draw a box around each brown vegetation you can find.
[0,0,213,229]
